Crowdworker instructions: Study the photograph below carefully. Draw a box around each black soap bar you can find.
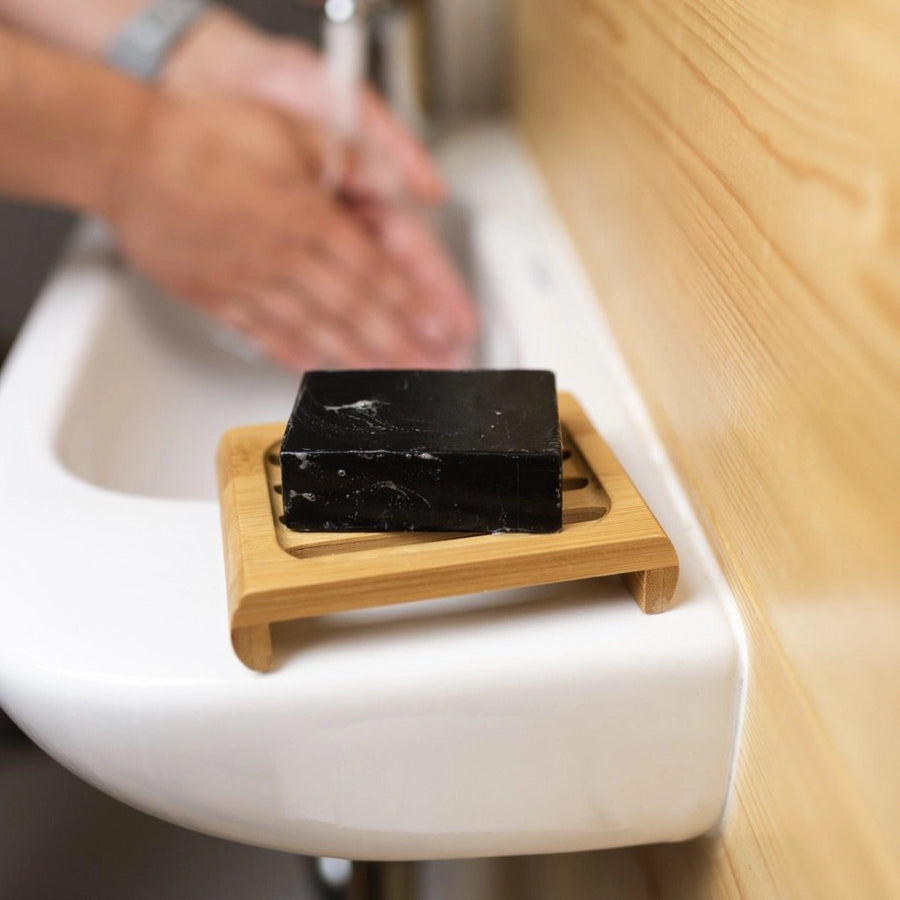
[280,370,562,534]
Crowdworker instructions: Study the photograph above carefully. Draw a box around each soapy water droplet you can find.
[347,481,431,508]
[324,399,384,414]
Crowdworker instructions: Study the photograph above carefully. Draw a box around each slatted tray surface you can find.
[217,393,678,671]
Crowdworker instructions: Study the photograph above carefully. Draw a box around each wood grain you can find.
[216,393,678,671]
[513,0,900,895]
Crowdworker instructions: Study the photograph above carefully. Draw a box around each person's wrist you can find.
[83,87,168,221]
[159,7,263,93]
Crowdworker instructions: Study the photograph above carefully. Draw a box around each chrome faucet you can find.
[298,0,428,139]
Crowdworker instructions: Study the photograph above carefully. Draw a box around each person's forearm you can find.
[0,0,144,57]
[0,25,153,213]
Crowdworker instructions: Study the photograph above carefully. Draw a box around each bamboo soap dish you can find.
[216,392,678,672]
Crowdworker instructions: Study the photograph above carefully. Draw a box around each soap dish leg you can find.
[231,624,273,672]
[623,565,679,614]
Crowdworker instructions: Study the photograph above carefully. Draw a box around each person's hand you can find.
[162,8,443,204]
[159,8,478,364]
[100,92,470,371]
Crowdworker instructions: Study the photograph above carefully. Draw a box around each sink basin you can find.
[0,124,745,860]
[55,201,515,502]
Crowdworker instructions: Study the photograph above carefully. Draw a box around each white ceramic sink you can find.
[0,124,745,860]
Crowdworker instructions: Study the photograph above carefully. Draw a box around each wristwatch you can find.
[105,0,213,81]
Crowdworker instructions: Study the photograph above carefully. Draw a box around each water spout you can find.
[322,0,369,140]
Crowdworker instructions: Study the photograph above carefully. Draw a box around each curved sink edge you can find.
[0,123,748,859]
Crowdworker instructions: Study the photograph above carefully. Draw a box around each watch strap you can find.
[105,0,212,81]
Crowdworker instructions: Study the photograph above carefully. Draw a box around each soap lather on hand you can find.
[280,370,563,534]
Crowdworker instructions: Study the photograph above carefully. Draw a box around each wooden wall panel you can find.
[512,0,900,895]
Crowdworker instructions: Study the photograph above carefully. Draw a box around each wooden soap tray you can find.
[216,393,678,672]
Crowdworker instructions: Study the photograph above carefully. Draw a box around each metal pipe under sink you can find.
[308,857,414,900]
